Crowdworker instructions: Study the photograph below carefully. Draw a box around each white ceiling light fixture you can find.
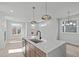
[41,2,51,20]
[11,23,21,27]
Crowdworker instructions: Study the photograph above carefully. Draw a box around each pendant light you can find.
[31,6,37,25]
[66,11,70,25]
[66,10,76,26]
[68,11,70,25]
[41,2,51,20]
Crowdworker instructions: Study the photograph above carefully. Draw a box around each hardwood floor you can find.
[0,37,79,57]
[0,38,24,57]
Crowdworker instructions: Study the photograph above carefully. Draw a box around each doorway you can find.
[7,20,25,40]
[11,23,22,40]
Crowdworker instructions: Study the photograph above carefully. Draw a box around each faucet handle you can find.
[40,37,42,39]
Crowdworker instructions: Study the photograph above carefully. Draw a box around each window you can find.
[62,20,77,32]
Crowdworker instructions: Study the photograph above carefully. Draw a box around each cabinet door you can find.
[26,42,31,57]
[26,41,36,57]
[35,54,40,57]
[35,47,46,57]
[26,41,46,57]
[30,47,36,57]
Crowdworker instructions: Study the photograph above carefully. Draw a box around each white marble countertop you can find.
[24,37,66,53]
[61,39,79,46]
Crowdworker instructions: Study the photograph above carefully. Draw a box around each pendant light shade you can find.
[41,15,51,20]
[31,21,37,24]
[42,2,51,20]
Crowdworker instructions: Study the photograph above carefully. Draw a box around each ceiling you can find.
[0,2,79,22]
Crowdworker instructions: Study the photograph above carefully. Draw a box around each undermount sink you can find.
[30,39,43,43]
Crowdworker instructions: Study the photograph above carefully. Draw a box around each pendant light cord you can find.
[45,2,47,15]
[68,10,70,21]
[32,6,35,20]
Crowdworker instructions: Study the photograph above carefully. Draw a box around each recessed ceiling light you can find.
[10,10,14,13]
[23,18,26,19]
[11,23,21,26]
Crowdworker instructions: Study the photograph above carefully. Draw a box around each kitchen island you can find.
[23,38,66,57]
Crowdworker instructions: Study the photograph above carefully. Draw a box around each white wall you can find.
[0,16,6,48]
[0,29,5,48]
[27,17,58,41]
[27,22,31,38]
[25,23,27,37]
[39,19,58,41]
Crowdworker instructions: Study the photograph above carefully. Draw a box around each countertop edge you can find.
[24,38,66,53]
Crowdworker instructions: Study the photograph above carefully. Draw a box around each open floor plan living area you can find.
[0,2,79,57]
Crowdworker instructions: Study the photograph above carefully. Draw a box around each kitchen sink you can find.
[30,39,43,43]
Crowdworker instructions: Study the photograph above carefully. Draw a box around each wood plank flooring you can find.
[0,38,24,57]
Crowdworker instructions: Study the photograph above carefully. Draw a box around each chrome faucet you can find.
[36,30,42,39]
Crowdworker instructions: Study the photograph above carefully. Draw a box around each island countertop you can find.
[24,37,66,54]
